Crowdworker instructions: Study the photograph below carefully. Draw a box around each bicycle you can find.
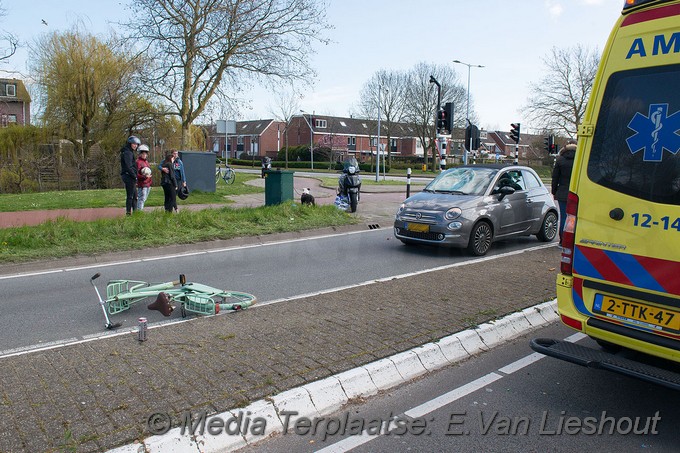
[215,163,236,185]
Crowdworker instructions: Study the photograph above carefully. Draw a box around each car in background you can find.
[393,164,558,255]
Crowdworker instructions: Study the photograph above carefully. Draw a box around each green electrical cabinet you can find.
[264,170,294,205]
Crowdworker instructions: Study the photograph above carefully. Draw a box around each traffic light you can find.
[443,102,454,133]
[509,123,521,143]
[436,109,447,131]
[464,124,480,151]
[544,134,554,154]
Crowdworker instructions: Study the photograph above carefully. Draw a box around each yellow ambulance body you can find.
[532,0,680,389]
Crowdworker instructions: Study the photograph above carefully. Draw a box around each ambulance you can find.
[531,0,680,390]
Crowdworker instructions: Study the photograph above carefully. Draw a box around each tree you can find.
[30,28,140,188]
[403,62,466,171]
[269,89,300,168]
[125,0,329,149]
[0,1,17,64]
[524,45,599,137]
[357,70,407,167]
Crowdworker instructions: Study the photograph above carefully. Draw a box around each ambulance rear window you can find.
[587,64,680,205]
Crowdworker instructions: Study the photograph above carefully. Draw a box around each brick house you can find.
[207,115,424,161]
[0,78,30,126]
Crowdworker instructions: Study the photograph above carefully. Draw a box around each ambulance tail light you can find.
[560,192,578,275]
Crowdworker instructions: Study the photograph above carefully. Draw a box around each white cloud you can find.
[545,0,564,18]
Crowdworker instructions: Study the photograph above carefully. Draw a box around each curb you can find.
[108,299,559,452]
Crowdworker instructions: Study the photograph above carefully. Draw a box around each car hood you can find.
[402,191,481,211]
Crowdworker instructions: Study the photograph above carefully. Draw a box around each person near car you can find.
[120,136,140,215]
[160,152,178,213]
[552,139,577,244]
[136,144,152,211]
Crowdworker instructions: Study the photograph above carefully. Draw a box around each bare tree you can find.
[357,70,408,166]
[403,62,465,171]
[125,0,329,149]
[524,45,600,137]
[0,2,17,64]
[269,89,300,168]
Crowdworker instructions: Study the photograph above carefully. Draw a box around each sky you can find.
[1,0,624,134]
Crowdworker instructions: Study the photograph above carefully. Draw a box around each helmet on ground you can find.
[141,167,152,177]
[127,136,141,145]
[138,144,149,153]
[178,186,189,200]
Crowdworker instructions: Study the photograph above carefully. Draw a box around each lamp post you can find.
[300,110,314,170]
[453,59,484,165]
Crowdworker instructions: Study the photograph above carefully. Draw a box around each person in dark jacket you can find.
[160,152,178,213]
[120,136,140,215]
[552,139,577,244]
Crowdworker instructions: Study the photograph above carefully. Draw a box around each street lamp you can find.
[300,110,314,170]
[453,59,484,165]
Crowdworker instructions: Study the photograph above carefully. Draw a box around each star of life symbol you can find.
[626,103,680,162]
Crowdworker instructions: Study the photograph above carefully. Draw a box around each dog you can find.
[300,188,315,206]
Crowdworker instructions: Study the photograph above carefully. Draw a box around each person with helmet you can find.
[120,136,140,215]
[136,144,152,211]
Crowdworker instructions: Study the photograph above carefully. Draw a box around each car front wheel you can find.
[467,221,493,256]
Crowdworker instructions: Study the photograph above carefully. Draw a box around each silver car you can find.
[394,165,558,255]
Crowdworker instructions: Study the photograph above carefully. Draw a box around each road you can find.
[239,322,678,452]
[0,227,554,355]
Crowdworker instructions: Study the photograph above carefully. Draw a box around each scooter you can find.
[337,158,361,213]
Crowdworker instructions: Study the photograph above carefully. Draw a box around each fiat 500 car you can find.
[394,165,558,255]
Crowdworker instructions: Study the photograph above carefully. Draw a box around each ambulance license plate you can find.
[594,294,679,332]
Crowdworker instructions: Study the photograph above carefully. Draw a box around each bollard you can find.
[406,167,411,198]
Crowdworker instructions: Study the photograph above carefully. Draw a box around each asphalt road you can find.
[0,227,556,354]
[238,322,679,452]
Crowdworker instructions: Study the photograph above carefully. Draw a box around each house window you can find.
[347,137,356,146]
[315,119,327,128]
[237,136,244,144]
[6,84,16,97]
[7,115,16,124]
[370,137,377,147]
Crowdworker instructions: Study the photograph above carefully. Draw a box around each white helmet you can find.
[138,144,150,153]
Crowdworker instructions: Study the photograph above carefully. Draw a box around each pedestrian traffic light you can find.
[510,123,520,143]
[437,109,447,131]
[443,102,454,133]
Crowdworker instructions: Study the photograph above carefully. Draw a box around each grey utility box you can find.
[179,151,216,193]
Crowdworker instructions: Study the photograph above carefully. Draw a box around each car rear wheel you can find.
[537,210,558,242]
[467,221,493,256]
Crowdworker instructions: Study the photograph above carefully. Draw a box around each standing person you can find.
[552,138,577,245]
[160,153,178,213]
[120,136,140,215]
[136,144,152,211]
[160,150,186,202]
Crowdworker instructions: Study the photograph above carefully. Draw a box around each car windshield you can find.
[424,167,497,195]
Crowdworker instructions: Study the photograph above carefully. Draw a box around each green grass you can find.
[0,174,263,212]
[0,202,355,263]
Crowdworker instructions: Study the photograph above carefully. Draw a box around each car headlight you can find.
[397,203,406,214]
[445,207,462,220]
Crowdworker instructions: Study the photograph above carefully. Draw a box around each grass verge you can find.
[0,202,355,263]
[0,174,263,212]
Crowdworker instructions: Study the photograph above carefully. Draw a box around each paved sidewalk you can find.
[0,174,560,452]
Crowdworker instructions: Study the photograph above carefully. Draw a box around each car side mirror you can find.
[497,185,515,200]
